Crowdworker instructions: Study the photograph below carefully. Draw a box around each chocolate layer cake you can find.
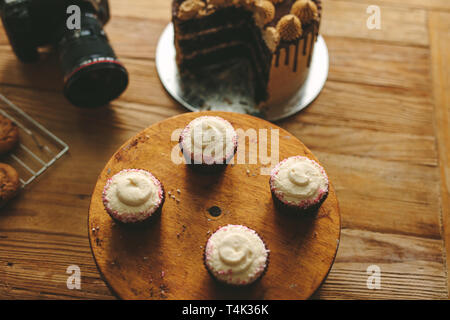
[172,0,322,108]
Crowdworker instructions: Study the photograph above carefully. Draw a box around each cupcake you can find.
[102,169,165,223]
[270,156,329,214]
[204,225,269,286]
[179,116,238,173]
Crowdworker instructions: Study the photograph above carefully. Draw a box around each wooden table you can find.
[0,0,448,299]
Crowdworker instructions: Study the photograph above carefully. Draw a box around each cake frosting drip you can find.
[103,169,162,218]
[271,156,328,205]
[276,14,302,41]
[291,0,318,24]
[181,116,237,164]
[205,225,269,285]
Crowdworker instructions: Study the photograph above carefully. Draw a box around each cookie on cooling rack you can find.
[0,114,19,154]
[0,163,20,207]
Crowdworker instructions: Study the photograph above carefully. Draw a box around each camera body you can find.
[0,0,128,107]
[0,0,110,62]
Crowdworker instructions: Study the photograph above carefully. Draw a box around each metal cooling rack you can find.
[0,94,69,188]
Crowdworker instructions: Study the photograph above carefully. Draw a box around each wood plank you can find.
[0,1,430,49]
[109,0,171,20]
[5,85,439,245]
[336,0,450,12]
[325,36,432,91]
[314,228,448,299]
[104,16,165,60]
[107,0,441,45]
[0,230,113,299]
[1,85,444,298]
[280,122,437,166]
[2,227,446,299]
[0,49,435,137]
[109,0,432,53]
[429,11,450,295]
[313,151,441,239]
[0,84,182,135]
[118,58,177,108]
[0,21,5,45]
[0,24,434,92]
[0,49,62,91]
[2,81,439,171]
[0,5,435,98]
[0,50,178,110]
[297,80,434,136]
[321,0,429,47]
[110,20,433,93]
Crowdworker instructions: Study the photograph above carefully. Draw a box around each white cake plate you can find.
[156,23,329,122]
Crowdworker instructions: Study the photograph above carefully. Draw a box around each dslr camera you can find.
[0,0,129,107]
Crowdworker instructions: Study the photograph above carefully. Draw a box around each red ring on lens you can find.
[63,58,129,108]
[64,59,125,83]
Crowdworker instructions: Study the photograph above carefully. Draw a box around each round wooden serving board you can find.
[88,111,341,300]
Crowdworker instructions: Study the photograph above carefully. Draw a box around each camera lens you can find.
[58,12,128,108]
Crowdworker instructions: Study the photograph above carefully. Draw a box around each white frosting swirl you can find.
[205,225,268,285]
[271,156,328,205]
[116,173,155,206]
[218,233,254,273]
[191,118,227,151]
[104,170,161,216]
[181,116,237,164]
